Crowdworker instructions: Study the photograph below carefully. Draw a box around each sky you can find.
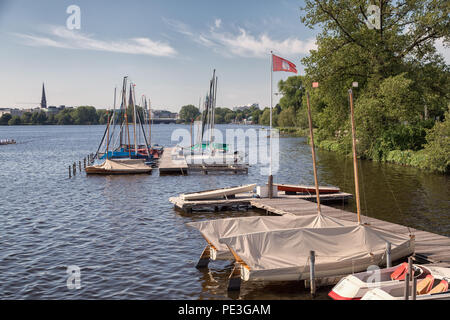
[0,0,448,112]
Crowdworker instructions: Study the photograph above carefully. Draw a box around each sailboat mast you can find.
[147,98,152,147]
[131,84,137,155]
[106,111,110,159]
[349,89,362,224]
[306,92,321,215]
[120,77,128,147]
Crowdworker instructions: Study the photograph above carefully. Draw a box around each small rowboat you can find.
[85,159,152,175]
[180,184,256,201]
[361,266,450,300]
[274,183,340,194]
[329,263,428,300]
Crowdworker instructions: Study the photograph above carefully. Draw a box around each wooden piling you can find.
[310,250,316,296]
[227,263,242,292]
[73,162,76,175]
[79,161,81,172]
[412,277,417,300]
[69,166,71,178]
[404,273,410,300]
[84,158,86,169]
[386,242,392,268]
[196,246,211,269]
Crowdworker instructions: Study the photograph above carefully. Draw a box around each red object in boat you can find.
[390,262,408,281]
[274,183,340,194]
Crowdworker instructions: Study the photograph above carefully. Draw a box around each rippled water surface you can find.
[0,125,449,299]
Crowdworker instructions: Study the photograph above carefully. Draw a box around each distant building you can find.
[233,103,259,112]
[152,110,178,119]
[0,108,22,117]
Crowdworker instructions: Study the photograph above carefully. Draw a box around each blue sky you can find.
[0,0,447,112]
[0,0,318,111]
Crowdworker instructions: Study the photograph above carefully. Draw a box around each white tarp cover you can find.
[187,214,355,256]
[220,224,415,281]
[91,159,151,172]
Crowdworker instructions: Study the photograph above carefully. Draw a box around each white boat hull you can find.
[181,184,256,201]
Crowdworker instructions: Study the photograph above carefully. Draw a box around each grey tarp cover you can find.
[220,224,415,281]
[187,214,355,259]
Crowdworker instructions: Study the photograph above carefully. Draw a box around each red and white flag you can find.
[272,54,297,73]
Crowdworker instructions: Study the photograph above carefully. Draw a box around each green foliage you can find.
[8,115,21,125]
[0,113,12,125]
[278,76,305,112]
[259,108,278,126]
[278,106,296,127]
[73,106,98,125]
[20,112,32,124]
[179,105,200,123]
[421,108,450,173]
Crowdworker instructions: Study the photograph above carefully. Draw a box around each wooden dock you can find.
[170,191,353,213]
[158,147,248,175]
[250,198,450,267]
[158,147,188,175]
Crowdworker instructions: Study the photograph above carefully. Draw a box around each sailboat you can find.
[217,88,415,283]
[86,76,152,175]
[182,70,244,165]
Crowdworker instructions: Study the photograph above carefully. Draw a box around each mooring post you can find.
[196,245,211,269]
[227,263,242,292]
[79,161,81,172]
[69,166,71,178]
[386,242,392,268]
[84,158,86,169]
[73,162,76,175]
[310,250,316,297]
[412,277,417,300]
[408,257,414,299]
[404,273,410,300]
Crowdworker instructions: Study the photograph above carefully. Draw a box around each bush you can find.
[421,108,450,173]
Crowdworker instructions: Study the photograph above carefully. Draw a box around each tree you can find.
[278,76,305,112]
[298,0,449,161]
[278,106,297,127]
[73,106,99,125]
[179,105,200,123]
[0,113,12,125]
[56,109,74,125]
[21,112,33,125]
[8,115,21,125]
[422,107,450,173]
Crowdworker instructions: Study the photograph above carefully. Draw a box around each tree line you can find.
[0,106,109,126]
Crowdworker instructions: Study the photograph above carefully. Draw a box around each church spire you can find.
[41,83,47,109]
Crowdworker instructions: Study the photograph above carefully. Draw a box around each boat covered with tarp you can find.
[85,159,151,175]
[219,224,415,282]
[187,213,355,260]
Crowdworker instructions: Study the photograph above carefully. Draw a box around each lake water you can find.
[0,124,449,299]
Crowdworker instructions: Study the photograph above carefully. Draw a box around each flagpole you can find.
[268,51,274,199]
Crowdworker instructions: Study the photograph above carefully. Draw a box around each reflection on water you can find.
[0,125,448,299]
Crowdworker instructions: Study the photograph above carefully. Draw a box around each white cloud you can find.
[13,26,177,57]
[435,38,450,64]
[164,18,316,58]
[209,28,316,58]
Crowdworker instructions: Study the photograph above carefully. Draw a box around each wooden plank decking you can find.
[158,147,188,175]
[170,191,352,212]
[250,198,450,267]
